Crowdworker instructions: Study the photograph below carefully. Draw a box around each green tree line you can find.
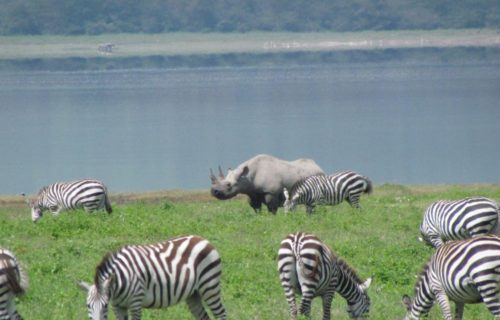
[1,0,499,35]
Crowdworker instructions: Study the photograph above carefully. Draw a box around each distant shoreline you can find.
[3,184,500,206]
[0,29,498,60]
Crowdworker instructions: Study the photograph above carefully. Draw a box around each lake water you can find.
[1,61,499,195]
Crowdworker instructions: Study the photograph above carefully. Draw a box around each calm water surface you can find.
[1,63,499,195]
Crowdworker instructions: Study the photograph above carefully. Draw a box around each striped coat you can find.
[419,197,499,248]
[278,232,371,320]
[29,179,112,222]
[283,171,372,214]
[0,248,28,320]
[403,235,500,320]
[78,235,226,320]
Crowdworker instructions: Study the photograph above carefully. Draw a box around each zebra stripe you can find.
[0,248,28,320]
[283,171,372,214]
[30,179,112,222]
[403,235,500,320]
[278,232,371,320]
[78,235,226,320]
[419,197,499,248]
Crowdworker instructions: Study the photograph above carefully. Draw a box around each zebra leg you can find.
[476,284,500,317]
[321,293,334,320]
[187,292,211,320]
[299,295,313,319]
[347,194,360,208]
[201,286,226,319]
[454,302,464,320]
[282,284,298,319]
[113,306,129,320]
[435,290,454,320]
[306,204,315,214]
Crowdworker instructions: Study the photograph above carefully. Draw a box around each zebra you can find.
[278,232,371,320]
[402,235,500,320]
[27,179,112,222]
[0,248,28,320]
[419,197,500,248]
[283,171,372,214]
[78,235,226,320]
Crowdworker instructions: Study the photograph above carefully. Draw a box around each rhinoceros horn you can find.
[218,166,225,179]
[210,168,218,183]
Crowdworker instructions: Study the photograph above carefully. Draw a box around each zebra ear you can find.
[359,277,372,291]
[77,280,91,292]
[21,193,32,206]
[402,294,412,310]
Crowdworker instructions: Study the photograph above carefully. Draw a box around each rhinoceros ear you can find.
[240,166,249,178]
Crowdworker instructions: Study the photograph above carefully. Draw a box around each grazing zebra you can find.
[283,171,372,214]
[0,248,28,320]
[419,197,500,248]
[402,235,500,320]
[278,232,371,320]
[27,179,112,222]
[78,235,226,320]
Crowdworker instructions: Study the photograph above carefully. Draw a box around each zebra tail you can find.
[297,253,320,280]
[364,176,373,194]
[6,265,28,296]
[105,194,113,214]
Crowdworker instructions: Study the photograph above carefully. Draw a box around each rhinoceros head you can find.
[210,165,250,200]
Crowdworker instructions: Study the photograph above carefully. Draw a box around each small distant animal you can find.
[26,179,112,222]
[210,154,324,214]
[97,43,114,53]
[419,197,500,248]
[0,248,28,319]
[283,171,372,214]
[278,232,371,320]
[402,235,500,319]
[78,235,226,320]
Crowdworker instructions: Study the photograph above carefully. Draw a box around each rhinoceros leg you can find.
[248,194,264,212]
[264,193,280,215]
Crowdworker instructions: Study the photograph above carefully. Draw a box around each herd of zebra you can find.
[2,176,500,319]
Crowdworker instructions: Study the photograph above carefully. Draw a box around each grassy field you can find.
[1,184,499,319]
[0,29,498,60]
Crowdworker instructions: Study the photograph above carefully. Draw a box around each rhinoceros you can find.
[210,154,324,214]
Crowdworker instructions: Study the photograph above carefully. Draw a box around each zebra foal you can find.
[0,248,28,320]
[283,171,372,214]
[27,179,112,222]
[78,235,226,320]
[278,232,371,319]
[419,197,499,248]
[403,235,500,320]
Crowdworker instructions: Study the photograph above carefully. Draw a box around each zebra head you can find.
[346,277,372,319]
[283,188,298,213]
[78,275,114,320]
[22,193,43,223]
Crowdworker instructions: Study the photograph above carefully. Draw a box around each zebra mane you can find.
[335,256,365,285]
[289,175,317,195]
[37,186,49,196]
[94,251,116,286]
[413,261,431,295]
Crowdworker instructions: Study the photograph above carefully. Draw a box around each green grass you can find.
[0,29,498,60]
[1,184,499,319]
